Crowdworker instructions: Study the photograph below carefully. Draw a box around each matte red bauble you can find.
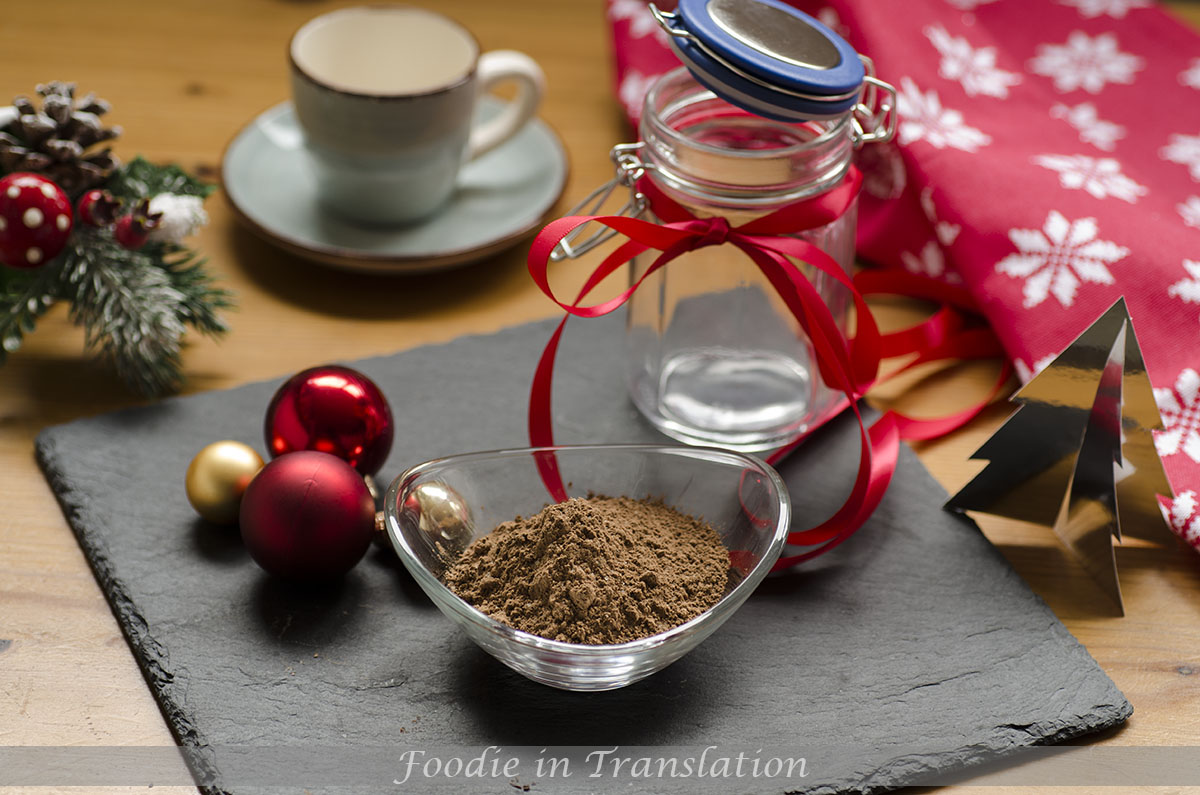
[265,365,393,475]
[239,451,376,581]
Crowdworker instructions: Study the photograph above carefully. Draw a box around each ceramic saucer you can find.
[221,99,568,274]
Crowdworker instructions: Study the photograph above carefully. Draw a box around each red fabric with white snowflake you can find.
[607,0,1200,550]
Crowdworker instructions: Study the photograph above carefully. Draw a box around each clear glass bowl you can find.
[383,444,790,691]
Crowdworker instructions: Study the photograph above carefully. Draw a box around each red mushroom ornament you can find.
[0,173,73,269]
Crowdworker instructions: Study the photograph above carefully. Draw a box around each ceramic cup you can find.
[289,6,545,226]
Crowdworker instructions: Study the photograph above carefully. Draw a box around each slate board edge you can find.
[839,698,1133,795]
[35,432,229,795]
[784,474,1134,794]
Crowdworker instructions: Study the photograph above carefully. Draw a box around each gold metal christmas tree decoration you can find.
[946,298,1173,615]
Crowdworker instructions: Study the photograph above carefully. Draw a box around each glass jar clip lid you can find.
[651,0,895,133]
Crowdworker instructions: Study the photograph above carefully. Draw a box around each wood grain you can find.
[1,2,1198,793]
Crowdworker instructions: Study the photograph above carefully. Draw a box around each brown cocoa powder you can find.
[441,495,729,644]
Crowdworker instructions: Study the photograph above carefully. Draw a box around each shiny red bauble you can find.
[239,451,376,581]
[265,365,393,476]
[0,173,73,268]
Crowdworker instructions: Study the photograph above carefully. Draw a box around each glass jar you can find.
[624,67,860,452]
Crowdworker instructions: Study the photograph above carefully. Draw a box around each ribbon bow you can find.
[528,166,1009,567]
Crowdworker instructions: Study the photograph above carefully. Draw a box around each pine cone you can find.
[0,82,122,196]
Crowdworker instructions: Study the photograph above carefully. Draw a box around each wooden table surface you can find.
[2,2,1199,793]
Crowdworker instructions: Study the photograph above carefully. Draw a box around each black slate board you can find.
[36,314,1130,794]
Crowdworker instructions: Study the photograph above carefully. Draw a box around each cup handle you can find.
[467,50,545,160]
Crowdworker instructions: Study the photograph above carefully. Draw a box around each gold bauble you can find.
[185,441,265,524]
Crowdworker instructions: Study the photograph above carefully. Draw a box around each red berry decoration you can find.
[265,365,394,476]
[112,198,162,250]
[77,189,121,227]
[0,172,73,269]
[113,215,148,248]
[239,451,376,581]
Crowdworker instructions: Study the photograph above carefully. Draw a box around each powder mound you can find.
[441,496,730,645]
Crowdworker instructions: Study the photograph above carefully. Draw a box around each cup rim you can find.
[288,5,481,101]
[383,442,791,655]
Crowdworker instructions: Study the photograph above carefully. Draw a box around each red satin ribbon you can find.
[527,167,1010,570]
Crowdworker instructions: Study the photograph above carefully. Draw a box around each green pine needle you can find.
[106,156,216,202]
[151,243,234,338]
[59,229,188,394]
[0,260,65,364]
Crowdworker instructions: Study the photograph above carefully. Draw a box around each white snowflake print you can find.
[925,25,1021,98]
[1168,260,1200,312]
[1050,103,1126,152]
[618,70,658,120]
[1181,59,1200,91]
[1059,0,1152,17]
[996,210,1127,308]
[1029,32,1143,94]
[1014,354,1058,384]
[1154,368,1200,463]
[1032,154,1147,203]
[607,0,666,41]
[1165,491,1200,549]
[816,7,850,39]
[935,219,960,246]
[897,77,991,152]
[1178,196,1200,229]
[945,0,998,9]
[901,240,946,278]
[920,187,961,246]
[1161,132,1200,181]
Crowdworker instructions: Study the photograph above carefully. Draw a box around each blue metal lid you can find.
[654,0,865,121]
